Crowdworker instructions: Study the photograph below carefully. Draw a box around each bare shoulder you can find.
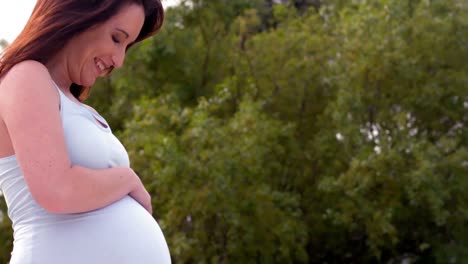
[1,60,50,83]
[11,60,48,71]
[0,60,57,113]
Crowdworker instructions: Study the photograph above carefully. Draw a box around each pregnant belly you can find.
[12,196,171,264]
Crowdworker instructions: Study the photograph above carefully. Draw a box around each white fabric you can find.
[0,83,171,263]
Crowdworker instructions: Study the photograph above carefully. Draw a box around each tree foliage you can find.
[1,0,467,262]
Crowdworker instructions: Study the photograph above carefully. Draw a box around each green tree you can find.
[0,197,13,263]
[91,0,467,262]
[121,88,308,263]
[313,0,468,261]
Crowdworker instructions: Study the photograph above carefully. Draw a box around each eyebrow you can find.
[116,28,129,38]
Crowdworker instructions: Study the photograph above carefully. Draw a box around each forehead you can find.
[100,4,145,39]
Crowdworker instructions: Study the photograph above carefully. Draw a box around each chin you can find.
[81,78,97,87]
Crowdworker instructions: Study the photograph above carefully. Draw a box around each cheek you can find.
[77,59,97,86]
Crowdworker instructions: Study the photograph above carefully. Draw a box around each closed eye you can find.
[112,35,120,44]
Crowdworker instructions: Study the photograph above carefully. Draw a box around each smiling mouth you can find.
[94,58,112,75]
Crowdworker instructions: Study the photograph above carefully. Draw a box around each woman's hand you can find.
[128,175,153,214]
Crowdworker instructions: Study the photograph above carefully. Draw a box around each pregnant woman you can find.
[0,0,170,263]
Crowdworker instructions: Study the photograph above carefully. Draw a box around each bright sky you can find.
[0,0,179,43]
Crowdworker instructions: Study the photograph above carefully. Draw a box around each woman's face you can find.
[66,4,145,87]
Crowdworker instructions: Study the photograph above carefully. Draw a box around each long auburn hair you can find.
[0,0,164,101]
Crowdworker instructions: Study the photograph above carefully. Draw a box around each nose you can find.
[112,48,126,69]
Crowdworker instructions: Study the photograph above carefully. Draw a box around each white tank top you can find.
[56,83,130,169]
[0,82,171,264]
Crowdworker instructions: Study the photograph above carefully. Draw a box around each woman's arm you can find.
[0,60,150,214]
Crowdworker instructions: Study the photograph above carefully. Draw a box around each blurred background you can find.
[1,0,467,263]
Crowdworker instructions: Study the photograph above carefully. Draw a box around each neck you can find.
[45,51,73,91]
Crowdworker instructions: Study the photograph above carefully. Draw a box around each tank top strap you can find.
[51,80,64,112]
[51,80,80,112]
[51,80,111,132]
